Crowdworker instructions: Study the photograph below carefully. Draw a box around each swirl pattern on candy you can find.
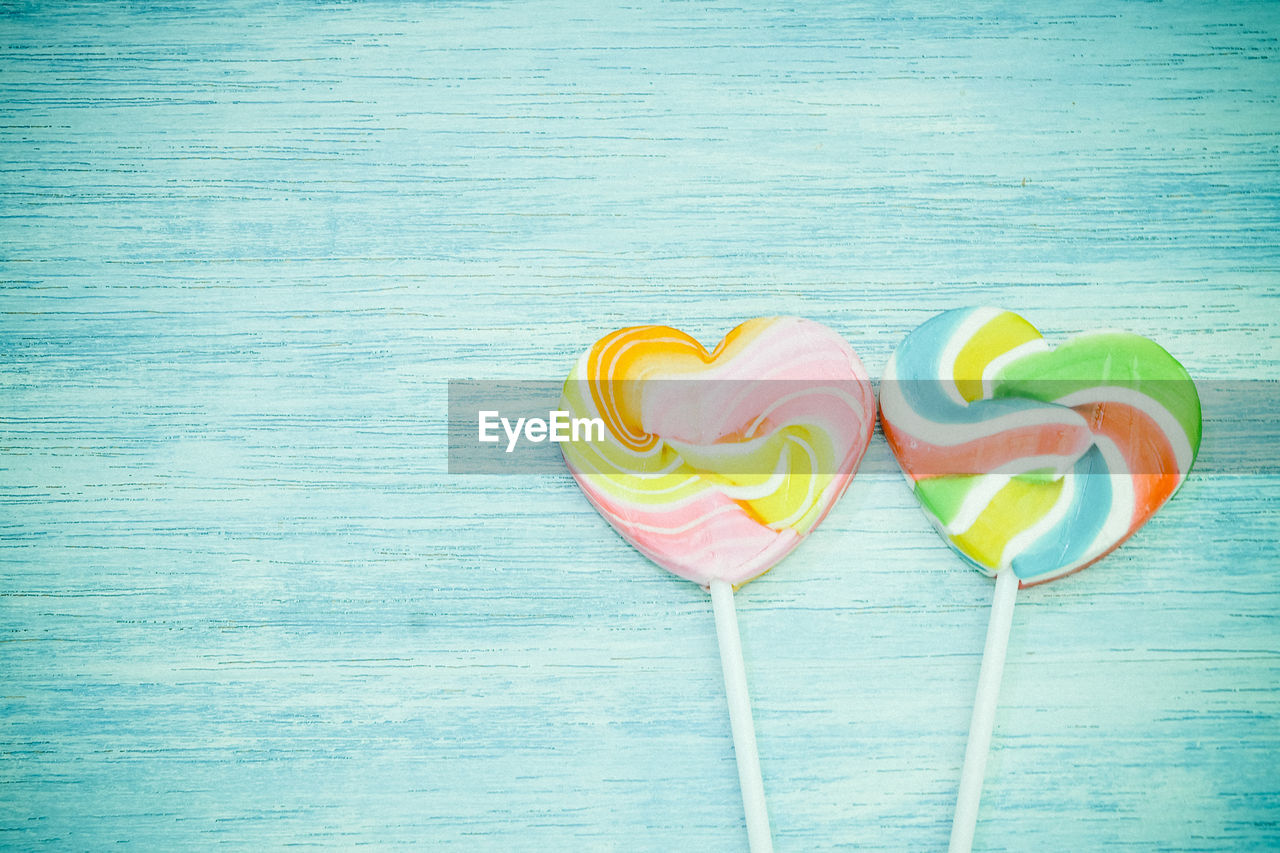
[879,306,1202,586]
[560,317,875,588]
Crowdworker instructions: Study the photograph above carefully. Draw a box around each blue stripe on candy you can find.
[1012,447,1113,581]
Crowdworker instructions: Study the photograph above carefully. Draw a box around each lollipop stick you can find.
[709,578,774,853]
[949,567,1019,853]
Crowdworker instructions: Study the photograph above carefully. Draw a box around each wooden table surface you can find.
[2,2,1277,849]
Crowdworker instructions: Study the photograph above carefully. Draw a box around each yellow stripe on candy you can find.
[950,475,1065,567]
[953,311,1042,402]
[744,426,835,532]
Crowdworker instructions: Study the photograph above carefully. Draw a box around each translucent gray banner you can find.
[447,379,1275,476]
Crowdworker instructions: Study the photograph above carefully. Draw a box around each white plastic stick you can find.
[949,567,1019,853]
[709,578,773,853]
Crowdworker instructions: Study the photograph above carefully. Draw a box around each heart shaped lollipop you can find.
[561,316,875,587]
[560,316,874,851]
[879,307,1201,853]
[880,306,1202,586]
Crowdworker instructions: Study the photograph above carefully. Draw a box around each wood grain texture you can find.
[1,1,1278,849]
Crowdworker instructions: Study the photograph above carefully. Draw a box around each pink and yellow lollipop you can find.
[561,316,875,852]
[561,316,875,586]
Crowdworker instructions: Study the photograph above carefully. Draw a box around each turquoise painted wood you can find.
[2,1,1278,849]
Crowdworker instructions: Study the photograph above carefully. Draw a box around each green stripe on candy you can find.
[993,332,1202,454]
[915,476,979,526]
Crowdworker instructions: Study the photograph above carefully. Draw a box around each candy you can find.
[879,307,1203,852]
[879,306,1202,586]
[560,316,875,587]
[560,317,874,850]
